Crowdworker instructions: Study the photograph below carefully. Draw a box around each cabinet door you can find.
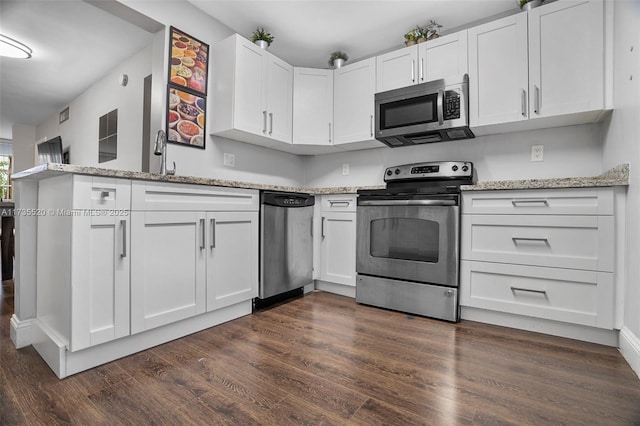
[206,211,258,310]
[320,212,357,286]
[421,30,468,82]
[71,213,130,351]
[130,211,206,334]
[234,37,268,136]
[468,13,529,126]
[293,67,334,145]
[333,57,376,145]
[71,176,130,351]
[266,55,293,143]
[528,0,604,118]
[376,45,418,92]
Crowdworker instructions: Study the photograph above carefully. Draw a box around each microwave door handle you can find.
[437,89,444,126]
[358,199,456,207]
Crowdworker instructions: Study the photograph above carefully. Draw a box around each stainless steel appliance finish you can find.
[356,161,474,322]
[375,74,474,147]
[259,191,315,300]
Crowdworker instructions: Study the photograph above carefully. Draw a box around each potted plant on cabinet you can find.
[251,27,274,49]
[404,30,417,46]
[328,51,349,69]
[518,0,544,11]
[424,20,442,40]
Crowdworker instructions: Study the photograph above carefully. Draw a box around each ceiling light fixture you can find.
[0,34,32,59]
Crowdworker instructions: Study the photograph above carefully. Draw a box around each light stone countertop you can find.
[461,163,629,191]
[12,163,629,195]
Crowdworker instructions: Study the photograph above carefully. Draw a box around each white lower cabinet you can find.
[36,175,131,352]
[317,195,357,289]
[461,187,616,330]
[130,181,259,333]
[130,211,207,334]
[206,211,259,311]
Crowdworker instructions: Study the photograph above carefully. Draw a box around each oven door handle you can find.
[358,199,457,207]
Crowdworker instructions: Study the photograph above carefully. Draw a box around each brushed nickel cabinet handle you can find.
[120,220,127,258]
[511,236,549,244]
[262,110,268,133]
[210,218,216,249]
[200,218,205,250]
[534,85,540,115]
[511,200,549,207]
[511,286,547,295]
[329,122,332,143]
[411,59,416,82]
[370,115,374,137]
[269,112,274,136]
[321,217,326,238]
[420,58,424,81]
[521,89,527,117]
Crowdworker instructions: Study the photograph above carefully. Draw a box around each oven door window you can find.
[379,93,438,131]
[369,218,439,263]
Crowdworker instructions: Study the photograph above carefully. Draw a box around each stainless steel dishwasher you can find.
[257,191,315,306]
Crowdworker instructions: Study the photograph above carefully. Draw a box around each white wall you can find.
[602,0,640,374]
[304,123,604,188]
[120,0,307,187]
[11,125,36,173]
[36,43,154,171]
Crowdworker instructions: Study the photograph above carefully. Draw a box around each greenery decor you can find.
[517,0,544,9]
[328,51,349,67]
[251,27,274,45]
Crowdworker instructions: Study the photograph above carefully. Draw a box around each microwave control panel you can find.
[444,90,461,120]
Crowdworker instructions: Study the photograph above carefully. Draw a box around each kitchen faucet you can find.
[153,129,176,176]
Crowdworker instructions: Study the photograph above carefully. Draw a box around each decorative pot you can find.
[416,37,426,44]
[521,0,543,11]
[404,40,417,47]
[333,58,345,69]
[254,40,269,49]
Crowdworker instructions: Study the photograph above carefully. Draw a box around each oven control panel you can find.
[384,161,473,182]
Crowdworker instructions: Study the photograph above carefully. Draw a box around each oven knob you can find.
[394,168,400,175]
[452,165,458,172]
[462,165,469,172]
[386,169,393,176]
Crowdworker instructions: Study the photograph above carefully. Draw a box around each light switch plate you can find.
[531,145,544,162]
[223,153,235,167]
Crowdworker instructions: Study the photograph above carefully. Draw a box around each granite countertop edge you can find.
[12,163,629,194]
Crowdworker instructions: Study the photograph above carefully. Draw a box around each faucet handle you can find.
[167,161,176,176]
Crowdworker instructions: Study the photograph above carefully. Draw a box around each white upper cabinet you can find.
[468,13,529,127]
[333,57,377,145]
[421,30,469,82]
[469,0,606,131]
[376,45,419,92]
[211,34,293,145]
[376,30,469,92]
[528,0,604,118]
[293,67,334,146]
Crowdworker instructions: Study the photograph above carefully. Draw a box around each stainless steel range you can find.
[356,161,475,322]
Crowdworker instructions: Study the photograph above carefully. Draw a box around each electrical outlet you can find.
[223,153,235,167]
[531,145,544,162]
[342,163,350,175]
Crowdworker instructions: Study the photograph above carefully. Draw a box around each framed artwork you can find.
[166,87,205,148]
[168,26,209,96]
[166,26,208,149]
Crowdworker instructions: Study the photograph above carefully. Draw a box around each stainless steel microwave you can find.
[374,74,474,148]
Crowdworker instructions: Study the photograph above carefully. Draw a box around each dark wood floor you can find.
[2,280,640,425]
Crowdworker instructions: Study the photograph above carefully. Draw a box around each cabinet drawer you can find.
[461,215,613,271]
[321,194,357,212]
[73,175,131,211]
[462,188,613,215]
[460,261,614,329]
[131,181,259,211]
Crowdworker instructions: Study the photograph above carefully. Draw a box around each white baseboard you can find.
[10,314,35,349]
[619,326,640,379]
[461,306,619,347]
[315,280,355,298]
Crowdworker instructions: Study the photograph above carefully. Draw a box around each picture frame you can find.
[168,26,209,96]
[166,86,206,149]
